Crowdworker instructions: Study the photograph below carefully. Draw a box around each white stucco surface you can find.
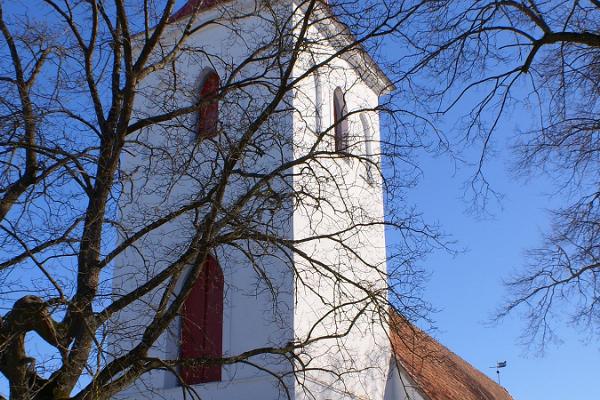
[111,1,394,398]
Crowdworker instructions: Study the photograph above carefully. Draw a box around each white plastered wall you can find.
[111,0,393,399]
[383,360,428,400]
[290,4,391,398]
[112,1,297,398]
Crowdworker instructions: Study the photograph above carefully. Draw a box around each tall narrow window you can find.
[180,255,224,385]
[197,70,220,137]
[333,87,349,152]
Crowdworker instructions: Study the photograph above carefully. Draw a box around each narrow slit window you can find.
[333,87,349,152]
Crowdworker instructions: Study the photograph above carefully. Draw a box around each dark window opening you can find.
[333,87,349,152]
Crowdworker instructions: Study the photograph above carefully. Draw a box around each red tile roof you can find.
[390,313,513,400]
[169,0,224,22]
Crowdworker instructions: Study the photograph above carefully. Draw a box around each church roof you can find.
[390,313,513,400]
[170,0,221,22]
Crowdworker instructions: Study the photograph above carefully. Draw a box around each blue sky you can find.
[400,121,600,399]
[375,1,600,394]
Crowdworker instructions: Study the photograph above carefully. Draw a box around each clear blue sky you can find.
[399,118,600,399]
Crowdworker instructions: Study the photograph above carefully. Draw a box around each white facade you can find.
[383,361,427,400]
[112,1,393,399]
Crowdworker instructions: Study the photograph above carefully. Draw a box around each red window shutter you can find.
[180,256,224,385]
[197,72,220,137]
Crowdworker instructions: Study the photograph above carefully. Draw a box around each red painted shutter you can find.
[198,72,220,137]
[180,256,224,385]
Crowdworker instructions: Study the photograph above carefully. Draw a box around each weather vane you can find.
[489,361,507,385]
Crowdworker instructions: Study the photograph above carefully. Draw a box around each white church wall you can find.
[383,360,428,400]
[289,5,391,398]
[112,1,300,398]
[111,0,394,398]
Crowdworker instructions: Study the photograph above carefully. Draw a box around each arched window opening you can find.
[333,87,349,153]
[180,255,224,385]
[197,70,220,138]
[360,113,374,183]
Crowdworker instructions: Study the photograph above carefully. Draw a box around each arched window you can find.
[180,255,224,385]
[333,87,348,152]
[197,70,220,137]
[360,113,374,183]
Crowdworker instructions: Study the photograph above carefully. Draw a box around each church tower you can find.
[112,1,393,398]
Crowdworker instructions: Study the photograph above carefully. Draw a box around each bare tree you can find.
[402,0,600,349]
[0,1,444,399]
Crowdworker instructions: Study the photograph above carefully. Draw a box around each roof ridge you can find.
[169,0,224,23]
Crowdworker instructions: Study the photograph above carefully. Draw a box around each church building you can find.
[112,1,515,399]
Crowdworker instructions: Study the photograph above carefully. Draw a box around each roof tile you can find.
[169,0,223,22]
[390,313,513,400]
